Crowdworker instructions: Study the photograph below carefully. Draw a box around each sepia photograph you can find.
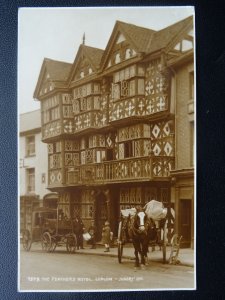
[18,6,195,292]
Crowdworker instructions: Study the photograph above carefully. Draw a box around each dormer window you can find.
[80,71,84,78]
[88,67,93,74]
[115,53,121,64]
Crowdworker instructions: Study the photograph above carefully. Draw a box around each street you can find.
[19,244,195,291]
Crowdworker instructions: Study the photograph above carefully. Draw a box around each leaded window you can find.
[72,99,80,114]
[63,106,73,118]
[49,154,61,169]
[121,81,129,97]
[80,98,87,111]
[81,190,95,219]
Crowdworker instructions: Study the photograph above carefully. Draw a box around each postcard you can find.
[18,6,195,292]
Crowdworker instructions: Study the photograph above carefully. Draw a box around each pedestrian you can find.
[88,220,97,249]
[102,220,111,252]
[74,215,85,250]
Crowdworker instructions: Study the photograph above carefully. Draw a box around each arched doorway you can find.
[43,193,58,209]
[95,192,107,241]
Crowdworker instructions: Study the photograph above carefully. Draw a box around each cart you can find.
[117,206,168,264]
[21,207,77,253]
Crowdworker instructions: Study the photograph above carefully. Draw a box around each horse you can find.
[127,209,156,268]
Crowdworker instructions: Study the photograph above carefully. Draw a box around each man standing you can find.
[75,215,85,250]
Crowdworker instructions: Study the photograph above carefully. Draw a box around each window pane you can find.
[129,80,135,96]
[26,136,35,156]
[27,168,35,192]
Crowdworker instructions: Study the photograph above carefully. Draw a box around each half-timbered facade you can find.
[34,16,194,244]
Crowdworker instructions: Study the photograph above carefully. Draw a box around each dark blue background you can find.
[1,0,225,299]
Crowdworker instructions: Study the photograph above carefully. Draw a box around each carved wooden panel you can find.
[43,121,61,139]
[65,153,80,166]
[63,120,74,134]
[145,59,169,114]
[150,120,174,156]
[105,132,115,148]
[134,140,141,156]
[48,144,53,154]
[65,140,79,151]
[49,170,62,184]
[152,157,174,177]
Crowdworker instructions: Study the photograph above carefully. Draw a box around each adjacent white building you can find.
[19,109,58,232]
[19,109,48,199]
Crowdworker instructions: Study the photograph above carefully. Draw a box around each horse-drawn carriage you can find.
[117,200,173,267]
[22,207,77,253]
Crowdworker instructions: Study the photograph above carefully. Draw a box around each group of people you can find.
[73,215,112,252]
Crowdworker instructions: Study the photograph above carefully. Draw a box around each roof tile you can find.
[44,58,72,81]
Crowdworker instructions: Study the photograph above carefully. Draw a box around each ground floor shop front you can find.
[54,181,172,242]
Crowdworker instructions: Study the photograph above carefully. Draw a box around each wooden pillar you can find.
[103,189,111,223]
[91,189,100,222]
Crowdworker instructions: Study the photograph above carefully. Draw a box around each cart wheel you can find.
[42,232,52,252]
[162,220,167,264]
[66,234,77,253]
[22,230,32,251]
[118,241,123,263]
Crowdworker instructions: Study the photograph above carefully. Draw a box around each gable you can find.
[33,58,72,99]
[105,31,138,69]
[71,54,95,82]
[154,16,194,57]
[116,33,126,44]
[166,28,194,62]
[101,21,155,71]
[69,45,104,84]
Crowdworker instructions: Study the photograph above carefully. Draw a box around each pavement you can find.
[77,241,195,268]
[20,240,194,268]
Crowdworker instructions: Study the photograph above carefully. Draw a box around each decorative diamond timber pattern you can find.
[145,59,169,115]
[49,170,62,184]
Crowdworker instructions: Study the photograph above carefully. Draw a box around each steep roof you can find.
[116,21,156,53]
[148,15,193,54]
[81,45,104,69]
[43,58,72,81]
[68,44,104,84]
[33,58,72,98]
[100,16,193,70]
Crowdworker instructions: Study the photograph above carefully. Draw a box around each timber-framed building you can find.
[34,16,194,247]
